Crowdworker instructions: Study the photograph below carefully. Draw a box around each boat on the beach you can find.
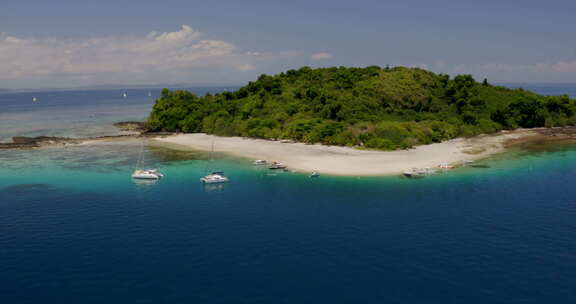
[403,167,436,178]
[200,171,229,184]
[269,162,287,170]
[439,163,454,170]
[310,170,320,177]
[132,169,164,180]
[253,159,267,165]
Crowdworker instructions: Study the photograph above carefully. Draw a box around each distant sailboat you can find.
[32,97,38,102]
[123,92,128,98]
[148,91,152,97]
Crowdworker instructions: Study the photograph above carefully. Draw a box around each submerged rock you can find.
[114,121,147,132]
[0,136,80,149]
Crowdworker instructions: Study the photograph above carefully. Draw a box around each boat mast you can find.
[135,139,145,170]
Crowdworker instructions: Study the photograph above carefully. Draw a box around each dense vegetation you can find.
[147,66,576,150]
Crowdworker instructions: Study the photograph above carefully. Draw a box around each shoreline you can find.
[152,130,540,176]
[5,125,576,176]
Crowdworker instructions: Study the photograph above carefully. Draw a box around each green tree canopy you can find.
[147,66,576,150]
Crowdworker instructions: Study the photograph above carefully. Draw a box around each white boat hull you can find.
[132,169,163,180]
[132,174,161,180]
[200,177,229,184]
[200,171,229,184]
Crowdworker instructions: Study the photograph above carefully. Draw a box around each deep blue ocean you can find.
[1,86,576,303]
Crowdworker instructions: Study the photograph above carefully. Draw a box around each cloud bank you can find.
[0,25,277,87]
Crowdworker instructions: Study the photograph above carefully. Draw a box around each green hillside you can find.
[147,66,575,150]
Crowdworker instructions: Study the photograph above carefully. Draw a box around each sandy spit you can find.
[152,130,537,176]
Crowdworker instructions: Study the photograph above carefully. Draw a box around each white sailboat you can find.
[132,168,164,180]
[131,140,164,180]
[123,92,128,98]
[32,97,38,102]
[200,140,229,183]
[200,171,229,184]
[148,91,152,97]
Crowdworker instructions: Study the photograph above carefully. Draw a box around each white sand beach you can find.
[152,130,537,176]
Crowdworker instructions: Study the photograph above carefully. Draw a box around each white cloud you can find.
[0,25,286,87]
[310,52,333,60]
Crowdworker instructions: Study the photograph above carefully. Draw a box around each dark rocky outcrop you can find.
[113,121,147,132]
[0,136,81,149]
[0,121,174,150]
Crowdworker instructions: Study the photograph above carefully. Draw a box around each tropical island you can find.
[145,66,576,175]
[2,66,574,175]
[147,66,575,150]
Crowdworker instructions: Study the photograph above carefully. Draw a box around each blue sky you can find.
[1,0,575,88]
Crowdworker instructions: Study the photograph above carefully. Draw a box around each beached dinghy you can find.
[269,162,287,170]
[403,167,436,178]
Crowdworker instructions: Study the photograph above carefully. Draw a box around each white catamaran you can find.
[131,140,164,180]
[200,140,229,183]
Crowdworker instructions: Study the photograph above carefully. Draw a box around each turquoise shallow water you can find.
[1,87,576,303]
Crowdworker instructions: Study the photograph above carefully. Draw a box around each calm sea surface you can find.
[1,86,576,303]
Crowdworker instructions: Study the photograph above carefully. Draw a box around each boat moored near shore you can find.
[403,167,436,178]
[132,169,164,180]
[269,162,287,170]
[201,171,230,184]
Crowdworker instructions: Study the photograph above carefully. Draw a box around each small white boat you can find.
[200,171,229,184]
[253,159,267,165]
[403,167,435,178]
[310,170,320,178]
[32,97,38,102]
[123,92,128,98]
[269,162,287,170]
[148,91,152,97]
[439,163,454,170]
[403,169,422,178]
[132,169,164,180]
